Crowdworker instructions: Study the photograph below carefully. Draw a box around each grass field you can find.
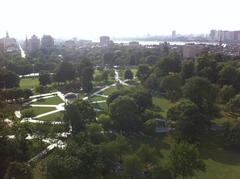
[90,95,107,102]
[39,111,64,121]
[152,95,175,118]
[22,106,56,116]
[20,77,39,89]
[93,102,108,112]
[33,96,63,105]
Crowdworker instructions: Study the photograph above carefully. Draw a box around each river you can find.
[114,40,218,46]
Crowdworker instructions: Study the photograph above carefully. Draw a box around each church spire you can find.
[6,31,9,38]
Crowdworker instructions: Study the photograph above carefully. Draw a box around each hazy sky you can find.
[0,0,239,40]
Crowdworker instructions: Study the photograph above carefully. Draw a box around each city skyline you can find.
[1,0,240,40]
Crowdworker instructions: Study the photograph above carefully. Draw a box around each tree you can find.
[223,120,240,149]
[181,60,195,80]
[143,119,158,135]
[130,89,152,112]
[168,100,208,143]
[226,95,240,114]
[124,69,133,80]
[157,55,181,76]
[23,89,33,99]
[136,144,157,172]
[55,61,75,82]
[219,85,236,104]
[144,55,158,65]
[86,122,105,144]
[64,100,96,133]
[46,153,80,179]
[97,114,111,131]
[160,74,182,102]
[101,70,109,82]
[196,57,218,83]
[136,64,150,82]
[33,123,51,146]
[123,155,144,179]
[109,96,141,132]
[167,142,205,179]
[218,65,240,90]
[39,72,51,86]
[4,162,32,179]
[182,76,218,115]
[4,71,20,88]
[78,59,94,93]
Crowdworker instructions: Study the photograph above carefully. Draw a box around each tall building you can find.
[182,44,205,58]
[0,32,18,52]
[41,35,54,49]
[209,30,217,40]
[172,30,176,40]
[28,35,40,53]
[100,36,110,46]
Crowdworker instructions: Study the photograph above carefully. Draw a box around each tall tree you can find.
[182,76,218,116]
[219,85,236,104]
[124,69,133,80]
[218,65,240,90]
[4,162,32,179]
[181,60,195,80]
[4,71,20,88]
[136,64,150,82]
[167,142,205,179]
[123,155,144,179]
[160,74,182,102]
[39,72,51,86]
[78,59,94,93]
[109,96,141,132]
[171,100,208,143]
[55,61,75,82]
[64,100,96,133]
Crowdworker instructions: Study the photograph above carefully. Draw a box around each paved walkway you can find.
[18,69,134,164]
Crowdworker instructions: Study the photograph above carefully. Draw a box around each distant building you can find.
[41,35,54,49]
[64,40,76,48]
[129,41,139,46]
[172,30,176,40]
[182,44,205,58]
[28,35,40,53]
[209,30,217,40]
[0,32,18,52]
[100,36,111,46]
[209,30,240,42]
[0,39,4,51]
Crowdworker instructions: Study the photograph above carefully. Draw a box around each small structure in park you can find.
[64,92,78,104]
[154,118,171,133]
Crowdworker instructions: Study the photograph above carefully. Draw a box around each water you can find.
[114,40,218,46]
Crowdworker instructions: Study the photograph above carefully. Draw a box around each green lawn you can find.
[129,133,240,179]
[131,67,138,77]
[93,102,108,112]
[152,96,175,118]
[33,96,64,105]
[101,86,131,96]
[39,111,64,121]
[22,106,56,116]
[90,95,107,102]
[20,77,39,89]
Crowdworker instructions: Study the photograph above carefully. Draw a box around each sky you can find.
[0,0,240,40]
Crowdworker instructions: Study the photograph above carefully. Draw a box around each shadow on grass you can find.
[199,131,240,165]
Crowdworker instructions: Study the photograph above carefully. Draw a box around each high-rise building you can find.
[0,32,18,52]
[100,36,110,46]
[28,35,40,52]
[209,30,217,40]
[41,35,54,49]
[172,30,176,39]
